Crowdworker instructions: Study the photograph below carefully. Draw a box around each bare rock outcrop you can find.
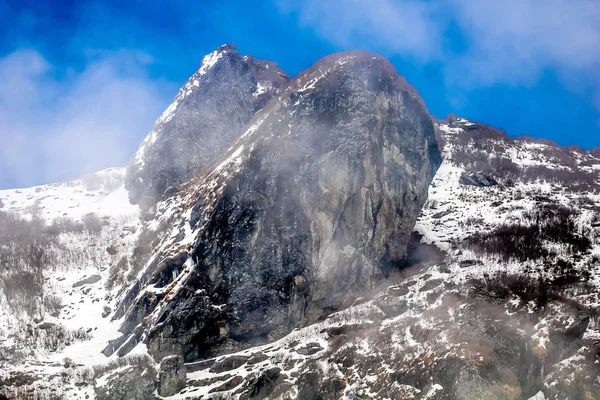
[126,50,441,361]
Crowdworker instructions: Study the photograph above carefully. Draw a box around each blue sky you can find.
[0,0,599,189]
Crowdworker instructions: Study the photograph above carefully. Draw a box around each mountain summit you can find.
[114,47,440,363]
[126,44,290,207]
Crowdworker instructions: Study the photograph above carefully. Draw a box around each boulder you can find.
[72,274,101,288]
[241,367,283,399]
[296,342,324,356]
[157,355,187,396]
[459,172,498,187]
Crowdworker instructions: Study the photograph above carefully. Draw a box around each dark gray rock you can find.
[388,286,410,297]
[102,334,129,357]
[431,209,454,219]
[297,370,323,400]
[296,342,323,356]
[247,353,269,365]
[209,375,244,393]
[459,259,483,268]
[241,367,283,400]
[116,325,145,357]
[296,366,345,400]
[548,314,590,362]
[72,274,101,287]
[562,315,589,341]
[121,50,440,362]
[157,355,187,396]
[419,278,443,292]
[459,172,498,187]
[126,44,290,207]
[37,322,57,330]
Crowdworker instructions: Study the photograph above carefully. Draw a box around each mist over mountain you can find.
[0,45,598,400]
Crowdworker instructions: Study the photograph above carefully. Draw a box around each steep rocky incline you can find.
[114,50,441,364]
[122,117,597,400]
[92,116,599,400]
[126,44,290,207]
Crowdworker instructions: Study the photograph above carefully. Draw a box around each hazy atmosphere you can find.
[1,0,598,189]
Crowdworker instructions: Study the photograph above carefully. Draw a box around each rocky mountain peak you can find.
[214,42,237,52]
[125,44,290,207]
[113,49,441,363]
[290,50,426,109]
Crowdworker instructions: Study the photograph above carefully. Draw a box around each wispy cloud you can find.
[0,49,174,189]
[278,0,446,62]
[277,0,600,88]
[447,0,600,86]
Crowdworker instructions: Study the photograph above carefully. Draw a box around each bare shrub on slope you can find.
[465,203,591,263]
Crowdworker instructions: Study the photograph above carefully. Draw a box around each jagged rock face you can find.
[126,44,290,207]
[143,51,441,361]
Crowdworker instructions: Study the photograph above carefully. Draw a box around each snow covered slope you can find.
[0,168,143,399]
[0,168,137,222]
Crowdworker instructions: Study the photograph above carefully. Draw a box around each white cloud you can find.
[0,49,174,189]
[447,0,600,86]
[277,0,600,87]
[278,0,445,62]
